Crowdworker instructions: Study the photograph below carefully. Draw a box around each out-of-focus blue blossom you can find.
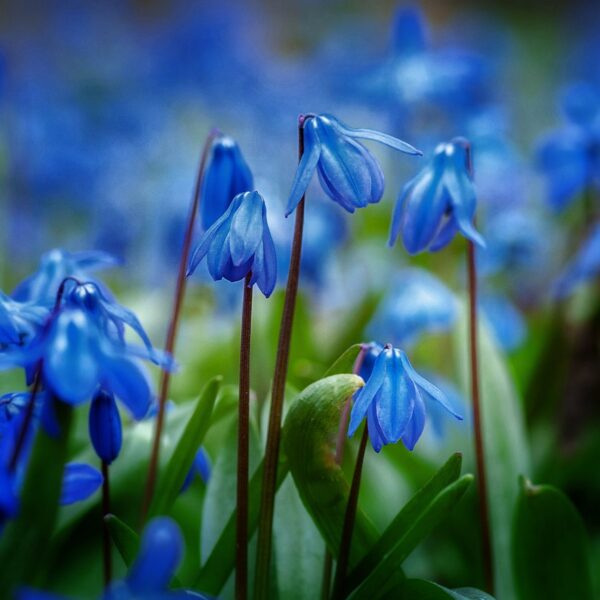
[480,293,527,352]
[200,136,253,231]
[0,416,21,524]
[0,393,30,429]
[103,517,211,599]
[389,137,485,254]
[425,373,468,439]
[188,191,277,297]
[0,293,48,349]
[88,389,122,464]
[349,344,461,452]
[554,221,600,297]
[60,462,103,505]
[181,448,212,492]
[12,249,119,305]
[367,268,457,347]
[285,114,420,216]
[536,80,600,211]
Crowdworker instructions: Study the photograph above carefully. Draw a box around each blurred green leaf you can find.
[0,402,72,592]
[348,452,463,589]
[512,477,594,600]
[106,513,139,567]
[392,579,495,599]
[323,343,362,377]
[283,374,378,566]
[347,475,473,599]
[453,301,530,599]
[149,376,221,518]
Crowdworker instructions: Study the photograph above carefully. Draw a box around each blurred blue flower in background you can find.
[349,343,461,452]
[389,137,485,254]
[188,191,277,297]
[285,114,420,216]
[200,136,254,231]
[367,268,457,347]
[480,293,527,352]
[0,293,48,349]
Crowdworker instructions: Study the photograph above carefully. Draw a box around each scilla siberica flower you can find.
[0,292,48,350]
[187,190,277,297]
[389,137,485,254]
[350,343,462,452]
[200,136,253,230]
[285,114,421,216]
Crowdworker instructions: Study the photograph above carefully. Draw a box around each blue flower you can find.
[12,249,119,305]
[187,191,277,297]
[181,447,211,491]
[89,390,122,464]
[200,136,253,230]
[285,114,421,216]
[554,221,600,298]
[389,138,485,254]
[0,293,48,349]
[349,344,461,452]
[367,268,457,347]
[60,462,103,505]
[480,293,526,352]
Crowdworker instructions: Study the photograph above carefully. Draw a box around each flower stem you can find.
[254,116,309,599]
[236,273,253,600]
[141,128,221,523]
[101,460,112,587]
[467,239,493,593]
[331,424,369,599]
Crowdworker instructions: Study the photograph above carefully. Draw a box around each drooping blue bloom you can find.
[200,136,253,230]
[480,293,526,352]
[60,463,103,505]
[187,191,277,297]
[0,292,48,349]
[285,114,421,216]
[536,81,600,211]
[349,344,462,452]
[89,390,122,464]
[12,249,119,305]
[553,221,600,298]
[367,268,457,347]
[389,138,485,254]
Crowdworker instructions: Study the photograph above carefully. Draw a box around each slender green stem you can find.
[254,116,310,599]
[467,239,493,593]
[101,460,112,587]
[141,128,221,523]
[331,424,369,599]
[236,273,253,600]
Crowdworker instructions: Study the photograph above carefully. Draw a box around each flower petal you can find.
[229,192,264,266]
[60,462,103,505]
[101,357,151,420]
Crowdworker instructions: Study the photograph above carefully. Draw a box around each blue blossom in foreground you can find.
[389,138,485,254]
[553,221,600,297]
[367,268,457,346]
[188,191,277,297]
[89,390,122,464]
[200,136,253,230]
[12,249,119,305]
[0,293,48,349]
[60,463,103,505]
[536,81,600,211]
[286,114,421,216]
[349,344,462,452]
[480,293,526,352]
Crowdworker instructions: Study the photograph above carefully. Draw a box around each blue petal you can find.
[193,447,212,483]
[60,462,103,505]
[366,402,387,452]
[89,390,123,464]
[127,517,183,593]
[285,121,321,217]
[400,391,426,451]
[250,207,278,297]
[101,357,151,420]
[229,192,264,266]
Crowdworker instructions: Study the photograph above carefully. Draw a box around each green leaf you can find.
[0,402,72,592]
[512,477,594,600]
[392,579,495,599]
[348,475,473,598]
[348,453,463,589]
[453,300,530,599]
[323,343,362,377]
[105,513,139,567]
[148,376,221,518]
[283,374,378,566]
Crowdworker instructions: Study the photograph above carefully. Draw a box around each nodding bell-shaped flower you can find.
[285,113,421,216]
[200,136,254,230]
[349,343,462,452]
[187,190,277,297]
[389,137,485,254]
[89,389,122,464]
[60,463,103,505]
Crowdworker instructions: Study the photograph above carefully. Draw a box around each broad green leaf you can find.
[393,579,495,599]
[148,376,221,518]
[105,513,139,567]
[0,402,72,592]
[348,453,463,588]
[512,477,594,600]
[283,374,378,565]
[323,343,362,377]
[453,301,530,599]
[348,475,473,598]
